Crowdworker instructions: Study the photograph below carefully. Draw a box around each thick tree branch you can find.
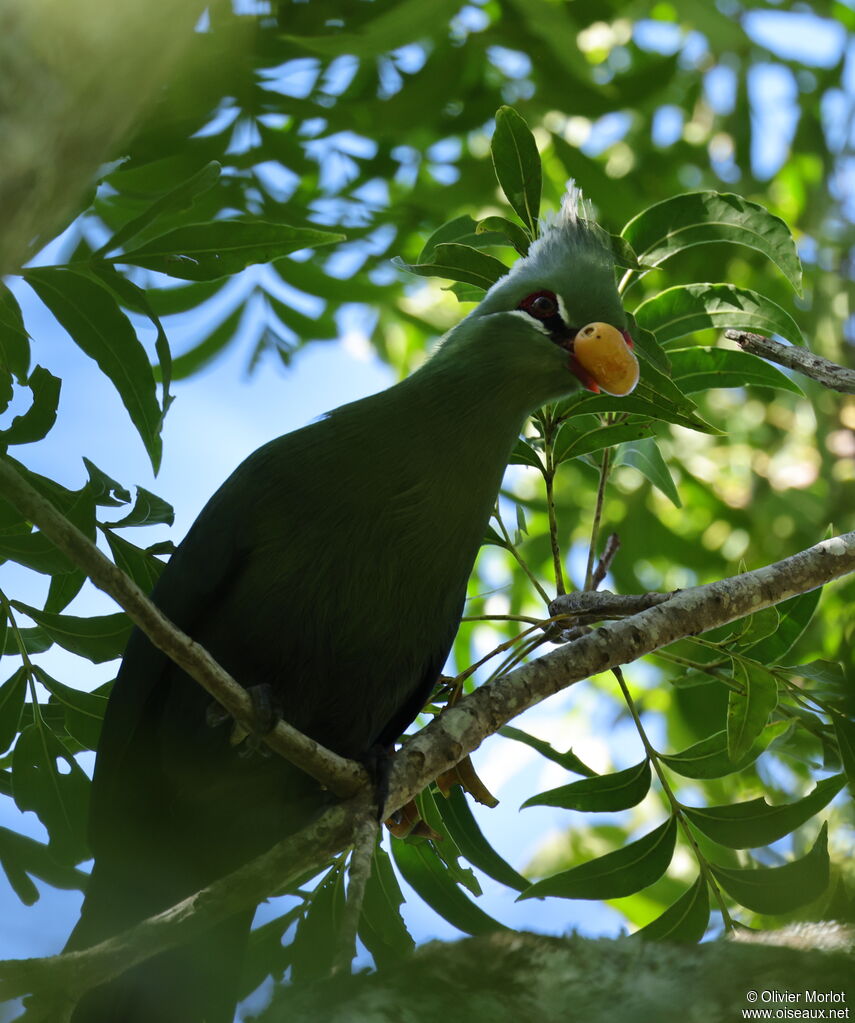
[0,457,366,797]
[2,530,853,1010]
[725,329,855,394]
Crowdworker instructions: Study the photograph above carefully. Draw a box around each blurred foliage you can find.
[0,0,854,1002]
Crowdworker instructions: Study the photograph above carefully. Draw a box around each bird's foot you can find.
[205,683,283,757]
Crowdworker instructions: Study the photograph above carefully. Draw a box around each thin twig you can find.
[611,667,735,928]
[584,446,612,591]
[591,532,621,590]
[725,330,855,394]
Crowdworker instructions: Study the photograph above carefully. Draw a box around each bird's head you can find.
[444,186,637,405]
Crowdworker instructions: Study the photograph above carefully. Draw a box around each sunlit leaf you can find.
[727,660,778,762]
[710,824,830,914]
[491,106,541,237]
[621,192,802,293]
[518,817,676,900]
[634,875,709,942]
[11,601,131,664]
[660,723,788,779]
[522,760,651,812]
[394,243,509,290]
[743,589,822,665]
[24,267,163,470]
[669,347,803,395]
[436,785,529,892]
[0,285,30,382]
[289,864,345,983]
[499,726,597,776]
[11,723,90,864]
[358,844,415,966]
[683,774,845,848]
[0,367,61,446]
[97,161,222,256]
[619,437,681,507]
[391,837,508,935]
[635,284,803,348]
[119,221,344,282]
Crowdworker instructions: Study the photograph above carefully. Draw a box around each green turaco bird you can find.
[67,187,635,1022]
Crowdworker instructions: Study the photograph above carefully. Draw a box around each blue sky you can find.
[0,4,852,1010]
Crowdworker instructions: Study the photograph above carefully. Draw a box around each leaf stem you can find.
[612,667,735,930]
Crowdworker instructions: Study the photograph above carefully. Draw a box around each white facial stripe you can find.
[555,293,569,325]
[506,308,551,334]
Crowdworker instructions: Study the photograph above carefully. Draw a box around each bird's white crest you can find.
[504,179,609,286]
[537,180,593,235]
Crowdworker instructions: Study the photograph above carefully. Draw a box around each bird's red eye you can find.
[520,291,558,320]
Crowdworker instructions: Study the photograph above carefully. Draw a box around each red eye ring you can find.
[519,290,558,320]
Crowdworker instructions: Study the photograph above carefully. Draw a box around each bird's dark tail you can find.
[66,854,253,1023]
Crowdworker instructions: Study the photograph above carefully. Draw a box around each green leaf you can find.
[0,529,74,576]
[491,106,541,237]
[103,530,166,594]
[393,243,509,290]
[0,284,30,381]
[608,234,650,272]
[118,221,344,282]
[619,437,681,507]
[107,486,174,528]
[11,601,131,664]
[558,381,716,435]
[391,837,508,936]
[417,789,481,895]
[289,864,345,984]
[621,192,802,293]
[499,725,597,776]
[742,589,822,665]
[669,346,803,395]
[436,785,529,892]
[634,875,709,942]
[518,817,677,901]
[634,284,803,348]
[284,0,462,56]
[727,660,778,762]
[509,439,544,472]
[89,264,174,419]
[24,267,163,471]
[96,161,222,256]
[522,760,652,812]
[625,313,671,375]
[683,774,845,849]
[554,420,655,465]
[82,458,131,508]
[358,843,415,966]
[419,215,509,261]
[35,667,108,751]
[660,723,788,780]
[0,669,27,754]
[476,215,531,255]
[0,825,87,905]
[11,723,90,864]
[710,823,830,914]
[833,717,855,793]
[0,367,61,445]
[45,569,87,614]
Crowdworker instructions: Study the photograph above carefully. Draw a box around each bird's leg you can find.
[362,742,396,822]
